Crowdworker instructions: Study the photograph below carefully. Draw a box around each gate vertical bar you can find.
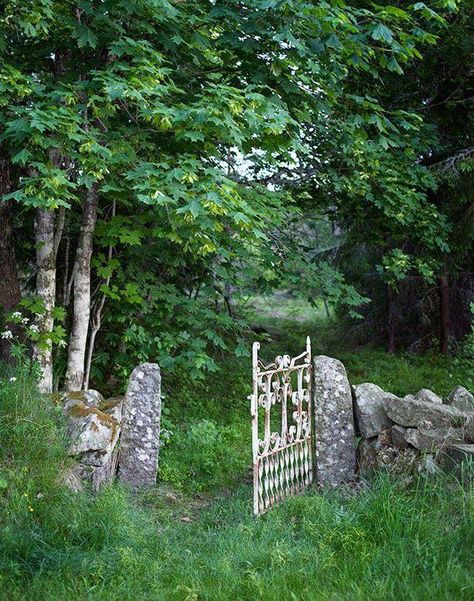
[251,341,260,516]
[305,335,313,485]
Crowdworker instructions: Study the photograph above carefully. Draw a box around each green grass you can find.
[1,474,472,600]
[1,310,473,600]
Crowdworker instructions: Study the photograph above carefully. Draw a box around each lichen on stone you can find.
[67,402,118,434]
[99,397,123,412]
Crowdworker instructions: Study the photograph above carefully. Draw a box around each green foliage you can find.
[5,304,66,351]
[324,0,473,334]
[92,279,250,387]
[2,0,466,383]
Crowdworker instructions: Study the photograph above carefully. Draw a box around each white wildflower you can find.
[1,330,13,340]
[11,311,22,319]
[21,317,29,325]
[9,377,17,382]
[29,324,39,333]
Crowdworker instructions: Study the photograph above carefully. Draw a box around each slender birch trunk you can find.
[65,185,98,390]
[83,200,115,390]
[33,209,56,392]
[0,156,22,363]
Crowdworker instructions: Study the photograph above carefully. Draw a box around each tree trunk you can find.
[65,185,98,390]
[0,156,22,363]
[439,273,450,355]
[224,283,234,318]
[83,200,115,390]
[323,298,330,319]
[387,285,396,354]
[33,208,56,392]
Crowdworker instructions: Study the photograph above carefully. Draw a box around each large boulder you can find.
[383,396,469,429]
[313,356,356,486]
[445,386,474,412]
[353,383,396,438]
[117,363,162,489]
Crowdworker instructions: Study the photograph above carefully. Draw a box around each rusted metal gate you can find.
[250,337,313,515]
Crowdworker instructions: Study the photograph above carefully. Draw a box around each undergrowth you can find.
[0,313,473,600]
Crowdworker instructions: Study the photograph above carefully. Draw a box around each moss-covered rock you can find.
[63,396,122,493]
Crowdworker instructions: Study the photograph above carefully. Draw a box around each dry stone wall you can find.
[61,355,473,495]
[312,365,473,483]
[353,384,474,473]
[63,362,162,493]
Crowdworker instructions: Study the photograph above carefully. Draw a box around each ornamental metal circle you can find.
[249,337,313,515]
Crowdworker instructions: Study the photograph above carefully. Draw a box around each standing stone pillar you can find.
[313,355,356,486]
[117,363,161,489]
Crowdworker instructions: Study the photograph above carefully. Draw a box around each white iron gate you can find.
[250,337,313,515]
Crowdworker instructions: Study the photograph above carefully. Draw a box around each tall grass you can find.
[0,325,473,600]
[2,470,473,599]
[0,357,152,597]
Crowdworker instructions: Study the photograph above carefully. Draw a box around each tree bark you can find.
[54,206,66,260]
[387,285,396,354]
[83,200,115,390]
[33,208,56,392]
[0,156,22,363]
[439,273,450,355]
[224,283,234,318]
[65,185,98,390]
